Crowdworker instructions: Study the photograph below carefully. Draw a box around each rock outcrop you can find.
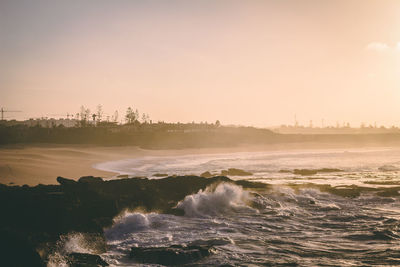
[0,175,244,265]
[130,244,216,266]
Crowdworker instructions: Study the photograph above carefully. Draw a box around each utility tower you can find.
[0,108,22,120]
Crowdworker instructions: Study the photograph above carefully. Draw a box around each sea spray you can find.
[47,233,106,267]
[105,212,151,241]
[176,183,255,217]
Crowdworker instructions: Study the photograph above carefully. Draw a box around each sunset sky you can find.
[1,0,400,127]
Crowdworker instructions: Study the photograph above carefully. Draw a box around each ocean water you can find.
[65,148,400,266]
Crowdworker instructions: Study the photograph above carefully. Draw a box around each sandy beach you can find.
[0,145,137,185]
[0,144,271,185]
[0,142,387,186]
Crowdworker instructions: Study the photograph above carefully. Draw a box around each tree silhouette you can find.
[96,105,103,123]
[125,107,136,124]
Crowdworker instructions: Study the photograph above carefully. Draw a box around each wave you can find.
[93,147,400,179]
[47,233,106,267]
[176,183,256,217]
[378,164,400,172]
[105,212,155,241]
[105,212,186,244]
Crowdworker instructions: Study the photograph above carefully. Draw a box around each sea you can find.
[53,147,400,266]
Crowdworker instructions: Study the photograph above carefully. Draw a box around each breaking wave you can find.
[105,212,156,241]
[92,148,400,265]
[176,183,255,217]
[100,180,400,266]
[47,233,105,267]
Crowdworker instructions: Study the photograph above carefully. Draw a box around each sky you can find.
[1,0,400,127]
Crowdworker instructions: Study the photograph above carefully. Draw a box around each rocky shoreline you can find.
[0,175,266,266]
[3,172,398,266]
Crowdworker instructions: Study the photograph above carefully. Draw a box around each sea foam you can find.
[176,183,253,217]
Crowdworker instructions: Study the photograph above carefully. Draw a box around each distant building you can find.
[24,118,78,128]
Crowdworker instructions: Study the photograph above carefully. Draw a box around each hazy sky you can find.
[1,0,400,127]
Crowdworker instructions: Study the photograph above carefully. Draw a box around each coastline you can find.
[0,142,397,186]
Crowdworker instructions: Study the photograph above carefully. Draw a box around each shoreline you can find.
[0,142,397,186]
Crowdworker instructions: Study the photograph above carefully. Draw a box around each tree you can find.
[125,107,136,124]
[215,120,221,127]
[79,106,90,127]
[96,105,103,123]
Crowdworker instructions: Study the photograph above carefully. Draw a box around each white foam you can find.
[176,183,254,217]
[105,212,151,241]
[47,233,98,267]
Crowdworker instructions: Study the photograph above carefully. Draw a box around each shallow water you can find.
[87,148,400,265]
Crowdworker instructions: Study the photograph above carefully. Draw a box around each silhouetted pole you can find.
[0,108,22,120]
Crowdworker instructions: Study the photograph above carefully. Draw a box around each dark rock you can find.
[293,168,343,175]
[316,168,344,173]
[78,176,104,184]
[0,175,254,264]
[0,229,45,267]
[200,171,213,178]
[220,168,252,176]
[153,173,168,177]
[67,252,108,266]
[57,176,77,186]
[293,169,318,175]
[130,245,216,265]
[377,189,400,197]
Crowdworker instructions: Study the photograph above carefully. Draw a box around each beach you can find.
[0,142,394,186]
[0,144,266,185]
[2,144,400,266]
[0,145,146,185]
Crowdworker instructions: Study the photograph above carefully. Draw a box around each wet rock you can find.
[153,173,168,177]
[377,188,400,197]
[200,171,213,178]
[130,245,216,265]
[56,176,77,186]
[0,229,45,267]
[293,169,319,175]
[220,168,252,176]
[293,168,343,176]
[316,168,344,173]
[78,176,104,184]
[0,175,247,264]
[67,252,108,267]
